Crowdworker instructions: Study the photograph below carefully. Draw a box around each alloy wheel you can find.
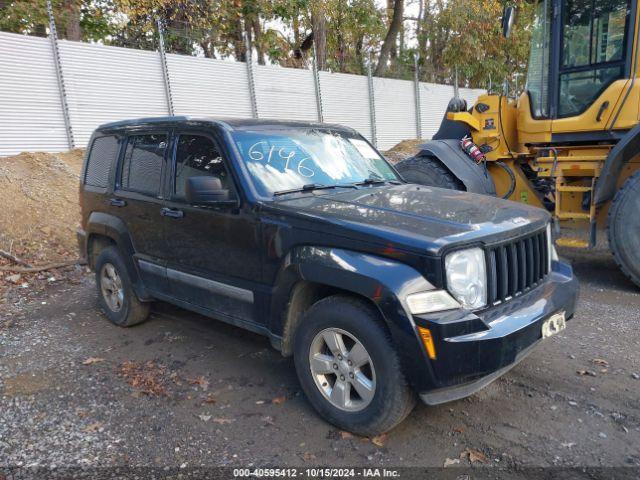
[100,262,124,312]
[308,327,376,412]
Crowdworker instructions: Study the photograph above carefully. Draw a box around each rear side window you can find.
[119,134,167,196]
[85,135,118,188]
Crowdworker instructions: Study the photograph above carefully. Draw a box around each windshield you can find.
[526,0,552,118]
[232,129,400,197]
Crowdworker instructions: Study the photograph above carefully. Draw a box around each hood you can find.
[271,184,550,254]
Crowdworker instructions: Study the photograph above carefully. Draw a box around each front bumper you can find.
[411,260,578,404]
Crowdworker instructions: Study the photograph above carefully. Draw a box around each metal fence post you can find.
[312,43,324,123]
[244,34,259,119]
[366,53,378,148]
[46,0,74,149]
[156,19,175,116]
[413,53,422,139]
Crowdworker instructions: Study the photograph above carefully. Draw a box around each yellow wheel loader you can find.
[396,0,640,287]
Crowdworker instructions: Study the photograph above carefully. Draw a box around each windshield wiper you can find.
[273,183,355,196]
[357,178,386,185]
[352,177,401,186]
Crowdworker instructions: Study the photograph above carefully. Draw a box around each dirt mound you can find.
[383,139,424,164]
[0,149,85,265]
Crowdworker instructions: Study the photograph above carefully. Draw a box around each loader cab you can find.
[523,0,636,133]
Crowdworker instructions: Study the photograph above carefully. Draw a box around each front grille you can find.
[487,228,549,305]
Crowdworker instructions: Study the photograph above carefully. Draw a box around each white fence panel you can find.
[373,77,416,150]
[318,71,372,141]
[59,41,169,146]
[254,65,318,121]
[167,54,253,118]
[0,32,68,156]
[419,83,455,139]
[0,31,486,155]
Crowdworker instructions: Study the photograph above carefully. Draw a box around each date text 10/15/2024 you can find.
[233,468,401,478]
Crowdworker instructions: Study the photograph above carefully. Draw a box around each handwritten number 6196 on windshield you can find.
[248,141,315,178]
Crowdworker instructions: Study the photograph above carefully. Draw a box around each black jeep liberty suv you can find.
[78,117,578,435]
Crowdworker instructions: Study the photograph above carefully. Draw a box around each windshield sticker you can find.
[349,139,379,159]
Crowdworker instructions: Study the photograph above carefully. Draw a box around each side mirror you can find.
[185,176,232,205]
[502,6,516,38]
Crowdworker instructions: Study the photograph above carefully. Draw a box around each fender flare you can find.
[85,212,150,300]
[415,139,497,195]
[594,124,640,205]
[270,246,436,388]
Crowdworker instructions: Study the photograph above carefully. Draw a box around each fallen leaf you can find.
[272,395,286,405]
[460,448,487,463]
[119,361,169,396]
[187,376,209,391]
[82,357,105,365]
[371,433,388,447]
[212,417,234,425]
[576,369,597,377]
[444,458,460,467]
[340,431,354,439]
[302,452,316,462]
[453,427,465,434]
[202,393,217,404]
[83,421,103,433]
[592,358,609,367]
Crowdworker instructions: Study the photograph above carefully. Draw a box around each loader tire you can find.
[395,155,465,191]
[608,170,640,288]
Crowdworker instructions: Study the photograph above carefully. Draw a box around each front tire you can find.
[293,295,416,436]
[95,246,150,327]
[395,155,464,190]
[608,170,640,288]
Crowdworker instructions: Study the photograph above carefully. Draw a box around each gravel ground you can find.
[1,249,639,478]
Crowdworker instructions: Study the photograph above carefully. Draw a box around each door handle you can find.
[109,198,126,207]
[596,101,610,122]
[160,207,184,219]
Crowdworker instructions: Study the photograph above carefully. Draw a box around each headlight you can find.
[546,223,558,266]
[406,290,460,314]
[445,247,487,309]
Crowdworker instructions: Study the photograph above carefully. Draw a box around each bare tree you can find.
[375,0,404,76]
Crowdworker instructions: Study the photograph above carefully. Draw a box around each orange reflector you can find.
[418,326,437,360]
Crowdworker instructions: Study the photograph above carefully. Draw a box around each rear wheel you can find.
[95,246,150,327]
[608,170,640,288]
[395,155,464,190]
[293,295,416,436]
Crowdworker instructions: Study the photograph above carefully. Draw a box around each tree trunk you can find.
[252,18,265,65]
[311,4,327,70]
[375,0,404,76]
[386,0,397,68]
[63,0,81,41]
[233,17,246,62]
[416,0,425,79]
